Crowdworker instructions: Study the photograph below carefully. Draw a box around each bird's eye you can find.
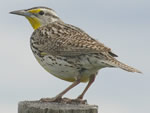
[39,11,44,15]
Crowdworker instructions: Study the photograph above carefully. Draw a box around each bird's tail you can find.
[103,58,142,73]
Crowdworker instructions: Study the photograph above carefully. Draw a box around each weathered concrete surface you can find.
[18,101,98,113]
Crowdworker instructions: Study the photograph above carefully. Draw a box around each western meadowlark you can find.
[10,6,141,103]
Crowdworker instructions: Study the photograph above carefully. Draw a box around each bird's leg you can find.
[55,79,81,100]
[77,74,96,100]
[40,79,81,102]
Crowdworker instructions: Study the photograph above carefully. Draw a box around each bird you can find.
[10,6,141,103]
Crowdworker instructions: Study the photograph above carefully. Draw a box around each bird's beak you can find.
[10,9,41,30]
[10,10,32,17]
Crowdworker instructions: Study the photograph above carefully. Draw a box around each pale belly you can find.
[33,54,103,83]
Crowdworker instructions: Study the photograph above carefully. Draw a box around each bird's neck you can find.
[26,17,41,30]
[26,17,62,30]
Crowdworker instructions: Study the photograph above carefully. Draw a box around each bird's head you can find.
[10,7,60,30]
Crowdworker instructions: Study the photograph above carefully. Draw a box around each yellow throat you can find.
[26,17,41,30]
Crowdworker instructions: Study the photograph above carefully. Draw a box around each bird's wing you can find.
[32,21,118,57]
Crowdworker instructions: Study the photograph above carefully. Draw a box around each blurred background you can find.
[0,0,149,113]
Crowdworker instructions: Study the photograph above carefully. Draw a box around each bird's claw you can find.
[63,97,87,104]
[40,97,62,102]
[40,97,87,104]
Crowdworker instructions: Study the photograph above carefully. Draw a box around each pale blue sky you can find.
[0,0,150,113]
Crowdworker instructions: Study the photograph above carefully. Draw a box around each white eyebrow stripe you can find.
[43,9,58,17]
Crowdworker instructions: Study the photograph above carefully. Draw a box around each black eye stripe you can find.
[39,11,44,15]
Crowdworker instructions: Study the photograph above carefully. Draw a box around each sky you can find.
[0,0,150,113]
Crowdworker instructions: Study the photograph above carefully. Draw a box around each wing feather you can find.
[32,21,118,57]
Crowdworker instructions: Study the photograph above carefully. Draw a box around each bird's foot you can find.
[76,95,83,100]
[40,97,87,104]
[63,97,87,104]
[40,96,62,102]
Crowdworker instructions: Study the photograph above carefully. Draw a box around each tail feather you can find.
[103,58,142,73]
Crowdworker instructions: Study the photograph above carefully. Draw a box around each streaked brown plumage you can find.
[31,21,141,73]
